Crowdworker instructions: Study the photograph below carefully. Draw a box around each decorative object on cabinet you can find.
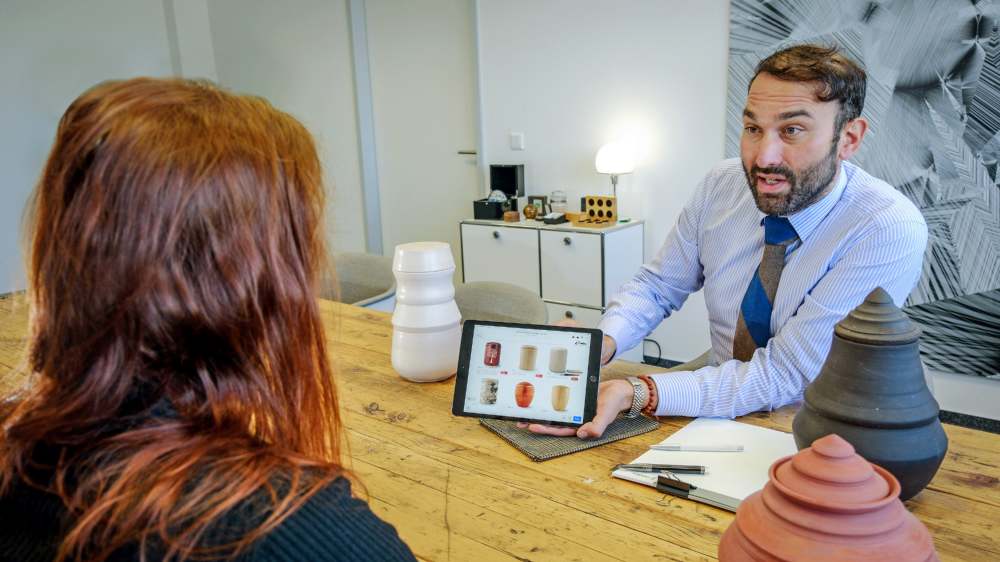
[577,195,618,226]
[522,204,538,220]
[718,433,939,561]
[549,190,568,213]
[527,195,548,215]
[594,141,636,198]
[459,219,644,361]
[503,210,520,222]
[792,287,948,501]
[541,212,568,225]
[390,242,461,383]
[473,189,517,220]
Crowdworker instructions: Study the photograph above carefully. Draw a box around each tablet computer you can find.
[451,320,603,428]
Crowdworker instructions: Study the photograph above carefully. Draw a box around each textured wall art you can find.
[726,0,1000,379]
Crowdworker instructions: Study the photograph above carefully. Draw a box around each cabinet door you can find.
[540,230,602,307]
[461,224,540,294]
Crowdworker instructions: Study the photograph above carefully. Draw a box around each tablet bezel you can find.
[451,319,603,428]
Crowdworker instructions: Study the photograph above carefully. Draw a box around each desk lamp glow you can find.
[595,141,636,198]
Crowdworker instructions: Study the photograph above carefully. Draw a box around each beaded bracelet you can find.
[638,375,658,417]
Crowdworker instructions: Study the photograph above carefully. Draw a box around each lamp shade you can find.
[595,142,636,175]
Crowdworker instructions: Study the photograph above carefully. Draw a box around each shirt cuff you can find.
[650,372,702,417]
[596,315,635,362]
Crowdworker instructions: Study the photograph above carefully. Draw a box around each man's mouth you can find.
[755,173,789,194]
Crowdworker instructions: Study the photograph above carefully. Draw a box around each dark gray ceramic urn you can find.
[792,287,948,501]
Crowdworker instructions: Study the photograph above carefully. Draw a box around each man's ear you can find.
[837,117,868,160]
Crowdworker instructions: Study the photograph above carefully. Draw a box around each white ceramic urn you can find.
[390,242,461,382]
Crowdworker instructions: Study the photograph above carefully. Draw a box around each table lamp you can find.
[595,141,636,197]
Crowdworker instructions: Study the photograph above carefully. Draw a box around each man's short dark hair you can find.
[751,44,867,132]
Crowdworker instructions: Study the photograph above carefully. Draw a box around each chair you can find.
[323,252,395,307]
[663,350,710,372]
[454,281,548,324]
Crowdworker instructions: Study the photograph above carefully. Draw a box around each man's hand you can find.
[517,379,635,439]
[531,321,628,438]
[600,334,616,365]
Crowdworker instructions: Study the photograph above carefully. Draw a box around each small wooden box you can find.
[577,195,617,225]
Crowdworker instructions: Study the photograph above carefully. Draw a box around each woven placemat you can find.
[480,416,661,461]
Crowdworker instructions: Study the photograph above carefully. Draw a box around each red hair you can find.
[1,78,343,561]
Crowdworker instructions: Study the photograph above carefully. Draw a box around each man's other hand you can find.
[517,379,634,439]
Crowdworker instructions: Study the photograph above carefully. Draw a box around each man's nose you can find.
[755,134,784,169]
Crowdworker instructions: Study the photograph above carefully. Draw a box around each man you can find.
[526,44,927,438]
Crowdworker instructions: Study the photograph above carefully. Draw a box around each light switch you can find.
[510,132,525,150]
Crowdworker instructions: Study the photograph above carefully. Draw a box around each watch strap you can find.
[624,376,647,419]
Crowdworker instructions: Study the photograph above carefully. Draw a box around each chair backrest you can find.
[323,252,395,306]
[454,281,548,325]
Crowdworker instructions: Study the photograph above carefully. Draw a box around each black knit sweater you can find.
[0,471,417,561]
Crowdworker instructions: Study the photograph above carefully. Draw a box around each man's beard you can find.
[744,139,840,216]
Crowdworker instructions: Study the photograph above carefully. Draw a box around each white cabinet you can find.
[460,219,644,362]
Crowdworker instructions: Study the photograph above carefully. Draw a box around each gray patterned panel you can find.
[727,0,1000,378]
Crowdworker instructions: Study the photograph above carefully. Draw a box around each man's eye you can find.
[783,126,803,136]
[743,125,760,134]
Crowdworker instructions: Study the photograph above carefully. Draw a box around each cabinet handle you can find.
[493,231,500,239]
[563,237,572,246]
[564,310,574,319]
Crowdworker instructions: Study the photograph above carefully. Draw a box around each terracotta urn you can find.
[719,434,938,561]
[793,287,947,501]
[514,381,535,408]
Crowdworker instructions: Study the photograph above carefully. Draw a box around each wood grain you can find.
[1,298,997,561]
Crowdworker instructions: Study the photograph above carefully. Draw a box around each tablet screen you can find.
[452,321,602,427]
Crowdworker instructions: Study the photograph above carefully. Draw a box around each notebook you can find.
[612,418,797,506]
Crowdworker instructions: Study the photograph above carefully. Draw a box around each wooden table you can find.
[1,295,998,561]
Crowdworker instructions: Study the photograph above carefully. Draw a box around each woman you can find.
[0,78,416,562]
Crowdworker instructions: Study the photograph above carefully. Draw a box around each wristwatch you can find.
[624,376,648,419]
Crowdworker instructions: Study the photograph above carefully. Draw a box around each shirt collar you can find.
[763,162,848,241]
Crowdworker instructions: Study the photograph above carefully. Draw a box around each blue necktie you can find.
[733,216,799,361]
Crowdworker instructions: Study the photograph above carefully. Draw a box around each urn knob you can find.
[835,287,920,344]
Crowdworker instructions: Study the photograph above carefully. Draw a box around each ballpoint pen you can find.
[649,444,744,452]
[656,474,740,512]
[614,463,706,475]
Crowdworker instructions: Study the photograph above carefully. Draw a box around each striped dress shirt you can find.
[598,158,928,418]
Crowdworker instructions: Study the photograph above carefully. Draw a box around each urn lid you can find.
[773,434,895,511]
[393,241,456,273]
[835,287,921,345]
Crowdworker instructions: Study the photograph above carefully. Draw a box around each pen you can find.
[656,474,740,512]
[615,463,706,474]
[649,444,744,452]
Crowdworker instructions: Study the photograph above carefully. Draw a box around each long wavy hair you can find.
[0,78,343,561]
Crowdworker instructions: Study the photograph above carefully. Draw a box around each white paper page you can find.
[612,418,797,500]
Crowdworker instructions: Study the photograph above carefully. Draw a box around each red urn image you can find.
[483,342,501,366]
[514,382,535,407]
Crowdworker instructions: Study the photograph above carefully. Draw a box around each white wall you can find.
[478,0,730,361]
[206,0,367,253]
[0,0,181,294]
